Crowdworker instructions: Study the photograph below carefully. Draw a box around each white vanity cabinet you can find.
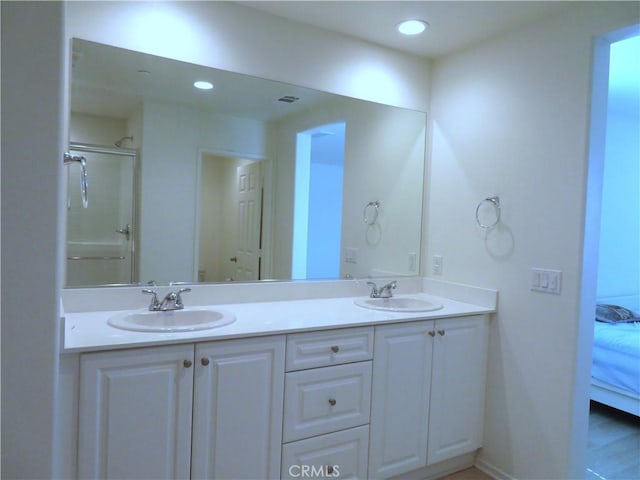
[281,327,374,479]
[77,336,285,480]
[368,315,489,479]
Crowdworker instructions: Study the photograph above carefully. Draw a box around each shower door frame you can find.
[67,142,138,285]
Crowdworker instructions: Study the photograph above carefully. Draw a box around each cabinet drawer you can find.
[283,361,372,442]
[286,327,374,371]
[281,425,369,480]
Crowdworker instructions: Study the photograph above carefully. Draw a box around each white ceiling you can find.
[239,1,570,59]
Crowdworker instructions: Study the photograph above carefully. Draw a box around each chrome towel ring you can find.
[363,201,380,225]
[475,196,501,229]
[64,152,88,208]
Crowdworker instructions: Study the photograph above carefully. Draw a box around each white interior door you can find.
[234,161,262,281]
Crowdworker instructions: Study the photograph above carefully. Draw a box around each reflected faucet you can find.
[142,287,191,311]
[367,280,397,299]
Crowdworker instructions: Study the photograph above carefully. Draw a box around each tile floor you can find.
[585,401,640,480]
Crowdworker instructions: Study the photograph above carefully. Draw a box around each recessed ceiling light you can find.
[397,19,428,36]
[194,80,214,90]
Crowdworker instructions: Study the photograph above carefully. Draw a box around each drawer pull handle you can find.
[428,331,436,337]
[183,360,193,368]
[330,345,340,353]
[201,358,210,366]
[438,330,445,336]
[328,398,337,406]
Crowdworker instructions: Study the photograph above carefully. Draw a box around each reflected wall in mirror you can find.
[67,38,426,287]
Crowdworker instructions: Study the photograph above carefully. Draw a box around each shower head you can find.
[114,136,133,148]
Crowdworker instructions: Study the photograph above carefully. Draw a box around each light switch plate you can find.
[531,268,561,294]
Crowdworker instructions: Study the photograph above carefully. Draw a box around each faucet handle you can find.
[366,281,379,298]
[175,287,191,308]
[142,288,160,310]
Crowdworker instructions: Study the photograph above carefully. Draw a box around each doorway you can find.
[292,122,346,280]
[579,27,640,479]
[198,153,264,282]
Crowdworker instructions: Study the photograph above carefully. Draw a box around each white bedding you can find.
[592,321,640,396]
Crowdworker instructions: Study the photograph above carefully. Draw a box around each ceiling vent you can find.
[278,95,300,103]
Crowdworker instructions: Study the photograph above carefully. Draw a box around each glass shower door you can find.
[65,145,136,287]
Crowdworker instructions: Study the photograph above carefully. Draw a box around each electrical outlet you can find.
[531,268,561,294]
[432,255,443,275]
[408,252,417,272]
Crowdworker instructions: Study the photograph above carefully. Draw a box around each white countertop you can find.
[63,292,494,353]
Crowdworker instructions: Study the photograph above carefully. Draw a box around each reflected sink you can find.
[108,308,236,332]
[355,296,443,313]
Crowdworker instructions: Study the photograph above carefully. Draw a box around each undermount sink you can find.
[355,296,443,313]
[107,308,236,332]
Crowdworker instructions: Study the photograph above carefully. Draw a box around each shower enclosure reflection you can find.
[65,144,136,286]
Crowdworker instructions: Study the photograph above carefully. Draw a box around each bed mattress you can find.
[592,321,640,396]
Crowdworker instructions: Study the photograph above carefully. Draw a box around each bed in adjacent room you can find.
[591,303,640,416]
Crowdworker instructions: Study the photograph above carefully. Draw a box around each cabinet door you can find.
[78,344,194,480]
[368,321,434,479]
[191,336,285,480]
[427,315,489,464]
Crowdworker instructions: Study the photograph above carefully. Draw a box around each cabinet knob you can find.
[428,331,436,337]
[201,357,210,366]
[183,359,193,368]
[328,398,337,406]
[438,330,445,336]
[330,345,340,353]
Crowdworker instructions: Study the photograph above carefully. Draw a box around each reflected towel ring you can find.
[363,201,380,225]
[475,196,501,229]
[64,152,88,208]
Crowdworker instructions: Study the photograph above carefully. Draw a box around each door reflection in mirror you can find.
[198,154,264,283]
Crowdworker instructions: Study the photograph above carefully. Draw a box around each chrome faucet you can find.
[142,287,191,311]
[367,280,397,298]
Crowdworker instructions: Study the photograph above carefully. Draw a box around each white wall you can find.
[426,3,639,479]
[70,112,127,146]
[1,2,65,478]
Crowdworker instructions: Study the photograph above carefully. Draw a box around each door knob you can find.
[229,256,238,263]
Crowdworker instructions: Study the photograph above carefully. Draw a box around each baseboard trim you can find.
[475,458,516,480]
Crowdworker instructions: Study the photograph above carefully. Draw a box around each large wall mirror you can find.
[66,38,426,287]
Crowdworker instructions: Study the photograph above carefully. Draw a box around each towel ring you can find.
[363,201,379,225]
[64,153,88,208]
[475,196,500,229]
